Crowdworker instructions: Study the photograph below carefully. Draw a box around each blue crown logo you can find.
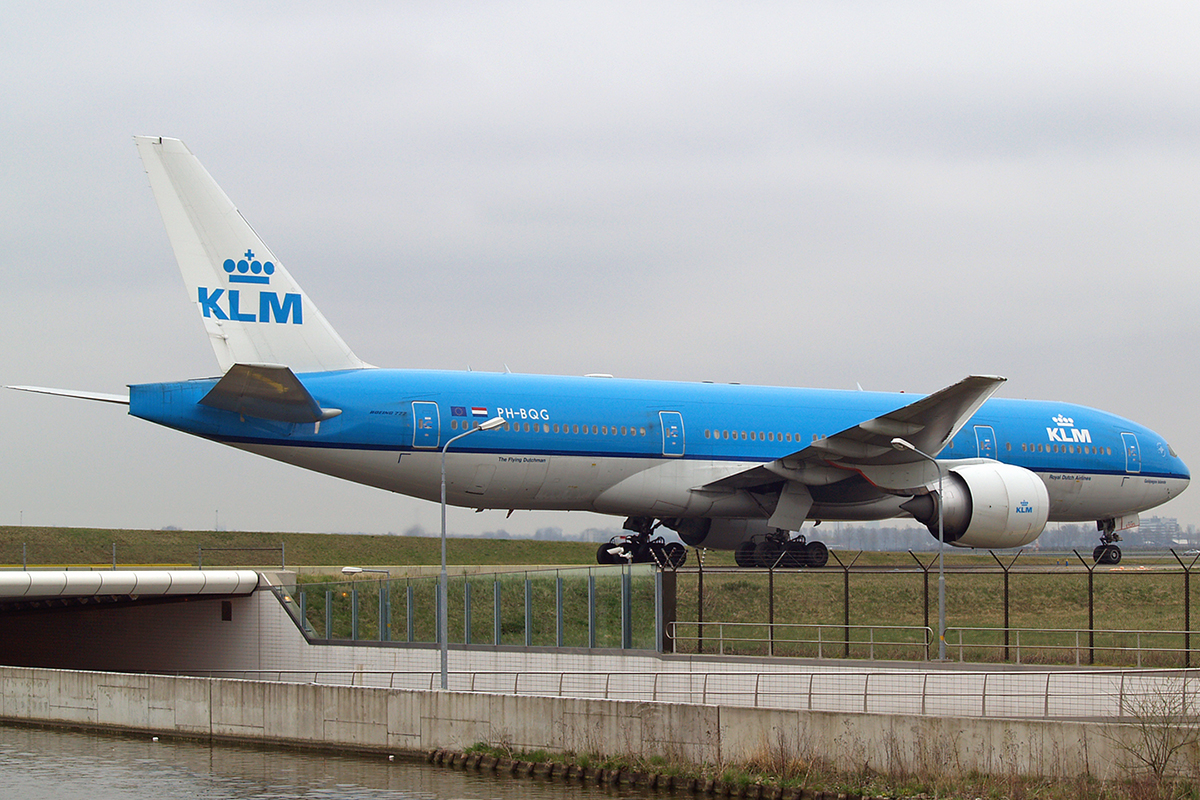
[223,250,275,284]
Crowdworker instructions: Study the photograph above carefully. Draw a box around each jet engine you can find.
[900,462,1049,548]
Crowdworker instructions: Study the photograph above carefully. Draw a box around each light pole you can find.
[891,437,947,661]
[441,416,506,690]
[344,566,392,642]
[340,566,390,576]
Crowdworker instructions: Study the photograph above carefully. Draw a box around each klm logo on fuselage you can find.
[197,250,302,324]
[1047,414,1091,444]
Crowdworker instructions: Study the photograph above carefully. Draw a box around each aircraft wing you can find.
[199,363,341,424]
[700,375,1006,498]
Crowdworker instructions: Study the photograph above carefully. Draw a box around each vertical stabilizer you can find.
[134,136,368,374]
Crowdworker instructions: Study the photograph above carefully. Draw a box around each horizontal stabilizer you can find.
[199,364,341,423]
[6,385,129,405]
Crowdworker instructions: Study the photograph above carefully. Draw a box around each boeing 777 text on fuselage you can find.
[9,137,1190,567]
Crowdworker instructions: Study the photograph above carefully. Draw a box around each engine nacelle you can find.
[665,517,776,549]
[900,462,1049,549]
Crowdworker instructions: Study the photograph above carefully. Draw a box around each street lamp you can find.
[891,437,947,661]
[340,566,390,576]
[441,415,506,690]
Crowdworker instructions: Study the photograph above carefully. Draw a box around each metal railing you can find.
[667,619,1199,667]
[946,626,1199,667]
[170,667,1200,721]
[668,621,934,659]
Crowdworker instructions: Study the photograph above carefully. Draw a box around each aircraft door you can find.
[974,425,997,460]
[412,401,440,449]
[660,411,685,457]
[1121,432,1141,474]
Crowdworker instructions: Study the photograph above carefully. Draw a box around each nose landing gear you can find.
[1093,519,1122,564]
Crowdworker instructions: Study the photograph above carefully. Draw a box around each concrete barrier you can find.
[0,665,1178,780]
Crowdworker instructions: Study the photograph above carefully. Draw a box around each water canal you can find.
[0,722,643,800]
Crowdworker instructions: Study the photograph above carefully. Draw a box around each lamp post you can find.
[891,437,946,661]
[340,566,390,576]
[441,416,506,690]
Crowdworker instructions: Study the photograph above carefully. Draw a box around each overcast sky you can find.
[3,3,1199,541]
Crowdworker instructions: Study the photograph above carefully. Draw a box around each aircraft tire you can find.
[755,539,785,569]
[664,542,687,569]
[805,541,829,568]
[597,543,618,565]
[1104,545,1122,565]
[735,542,757,568]
[782,541,807,568]
[1092,545,1105,563]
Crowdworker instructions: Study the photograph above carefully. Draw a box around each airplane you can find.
[8,137,1191,568]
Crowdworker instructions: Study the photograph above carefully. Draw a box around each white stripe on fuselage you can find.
[231,440,1184,524]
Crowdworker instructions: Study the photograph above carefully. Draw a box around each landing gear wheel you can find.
[735,541,758,568]
[597,542,620,565]
[1092,544,1122,564]
[805,541,829,568]
[663,542,687,569]
[755,539,785,569]
[781,539,808,569]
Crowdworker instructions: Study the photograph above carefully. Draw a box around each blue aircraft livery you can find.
[7,137,1190,569]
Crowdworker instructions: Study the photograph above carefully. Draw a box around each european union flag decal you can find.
[451,406,467,417]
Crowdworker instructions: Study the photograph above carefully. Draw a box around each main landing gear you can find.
[1093,519,1122,565]
[734,529,829,569]
[597,518,687,568]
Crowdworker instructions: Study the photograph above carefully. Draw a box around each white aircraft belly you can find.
[1042,472,1188,521]
[235,443,649,511]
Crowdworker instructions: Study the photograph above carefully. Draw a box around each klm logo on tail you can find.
[198,250,302,324]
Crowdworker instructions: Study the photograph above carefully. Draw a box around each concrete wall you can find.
[0,665,1164,780]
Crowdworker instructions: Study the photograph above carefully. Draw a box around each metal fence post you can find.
[587,572,596,649]
[406,583,414,643]
[697,548,705,654]
[1173,549,1197,668]
[909,551,933,659]
[621,565,632,650]
[655,568,663,654]
[1073,550,1096,665]
[829,550,862,658]
[351,585,359,641]
[556,574,564,648]
[325,590,332,640]
[990,550,1021,662]
[524,576,532,647]
[768,566,775,657]
[380,580,389,642]
[494,579,502,645]
[464,581,472,646]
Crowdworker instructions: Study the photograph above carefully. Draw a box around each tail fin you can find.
[134,136,368,374]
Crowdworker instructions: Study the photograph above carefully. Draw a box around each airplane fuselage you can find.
[128,368,1188,529]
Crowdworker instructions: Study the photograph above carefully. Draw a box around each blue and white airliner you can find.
[9,137,1191,568]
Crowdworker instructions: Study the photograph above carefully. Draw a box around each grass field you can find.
[0,525,598,569]
[4,525,1198,665]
